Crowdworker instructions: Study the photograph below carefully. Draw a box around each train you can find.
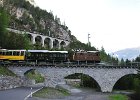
[0,49,100,65]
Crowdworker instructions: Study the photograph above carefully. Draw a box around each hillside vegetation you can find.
[4,0,72,41]
[0,66,16,76]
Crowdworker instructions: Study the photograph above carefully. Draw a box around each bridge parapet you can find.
[2,63,140,69]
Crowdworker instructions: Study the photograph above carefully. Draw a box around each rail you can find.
[0,62,140,69]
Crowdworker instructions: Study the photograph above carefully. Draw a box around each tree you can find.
[0,7,9,48]
[68,41,96,51]
[135,55,140,62]
[120,58,125,66]
[133,77,140,93]
[4,32,33,49]
[100,46,108,62]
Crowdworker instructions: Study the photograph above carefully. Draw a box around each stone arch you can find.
[53,39,59,48]
[24,69,35,75]
[35,35,42,44]
[24,69,45,83]
[27,34,32,41]
[60,41,66,48]
[60,70,101,91]
[113,74,138,91]
[64,73,101,91]
[44,37,51,49]
[7,67,33,77]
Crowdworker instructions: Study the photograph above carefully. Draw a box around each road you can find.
[0,87,42,100]
[27,87,111,100]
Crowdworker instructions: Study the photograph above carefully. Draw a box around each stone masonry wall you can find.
[0,76,35,90]
[0,76,23,90]
[7,66,138,92]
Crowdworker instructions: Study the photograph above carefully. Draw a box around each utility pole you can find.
[88,33,90,46]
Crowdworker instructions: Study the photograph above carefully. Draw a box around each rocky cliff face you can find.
[25,0,37,7]
[4,0,73,41]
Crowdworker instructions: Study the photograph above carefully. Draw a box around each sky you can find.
[34,0,140,53]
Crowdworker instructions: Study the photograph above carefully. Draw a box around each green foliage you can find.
[100,46,108,62]
[33,42,46,50]
[0,66,16,76]
[135,55,140,62]
[4,32,33,49]
[33,87,70,98]
[4,0,70,38]
[114,74,140,90]
[0,7,32,49]
[24,69,45,83]
[81,74,99,88]
[99,47,119,65]
[0,7,9,48]
[65,73,99,89]
[68,41,96,51]
[120,58,125,65]
[133,78,140,93]
[109,94,129,100]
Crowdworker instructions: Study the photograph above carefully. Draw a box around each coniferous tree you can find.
[0,7,9,48]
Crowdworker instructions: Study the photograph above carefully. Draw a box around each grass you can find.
[109,94,129,100]
[0,66,16,76]
[24,69,45,83]
[33,87,70,99]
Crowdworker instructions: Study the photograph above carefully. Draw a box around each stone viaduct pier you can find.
[7,65,139,92]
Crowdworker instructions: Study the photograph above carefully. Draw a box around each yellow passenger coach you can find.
[0,49,26,61]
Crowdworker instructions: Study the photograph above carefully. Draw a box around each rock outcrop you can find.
[4,0,73,42]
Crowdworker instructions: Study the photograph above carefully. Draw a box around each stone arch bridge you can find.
[7,66,139,92]
[7,28,70,49]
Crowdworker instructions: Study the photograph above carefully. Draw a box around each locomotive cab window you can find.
[80,53,83,55]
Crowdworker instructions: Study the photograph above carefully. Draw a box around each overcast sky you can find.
[34,0,140,53]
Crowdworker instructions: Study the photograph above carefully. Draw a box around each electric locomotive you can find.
[69,51,100,63]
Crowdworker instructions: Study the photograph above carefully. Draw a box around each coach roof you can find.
[27,50,68,53]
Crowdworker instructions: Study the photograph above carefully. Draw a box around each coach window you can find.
[10,51,13,55]
[2,51,6,55]
[59,54,62,57]
[5,52,7,55]
[53,54,56,57]
[21,51,25,56]
[13,51,19,56]
[0,51,5,55]
[17,52,20,56]
[13,51,16,55]
[7,51,12,55]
